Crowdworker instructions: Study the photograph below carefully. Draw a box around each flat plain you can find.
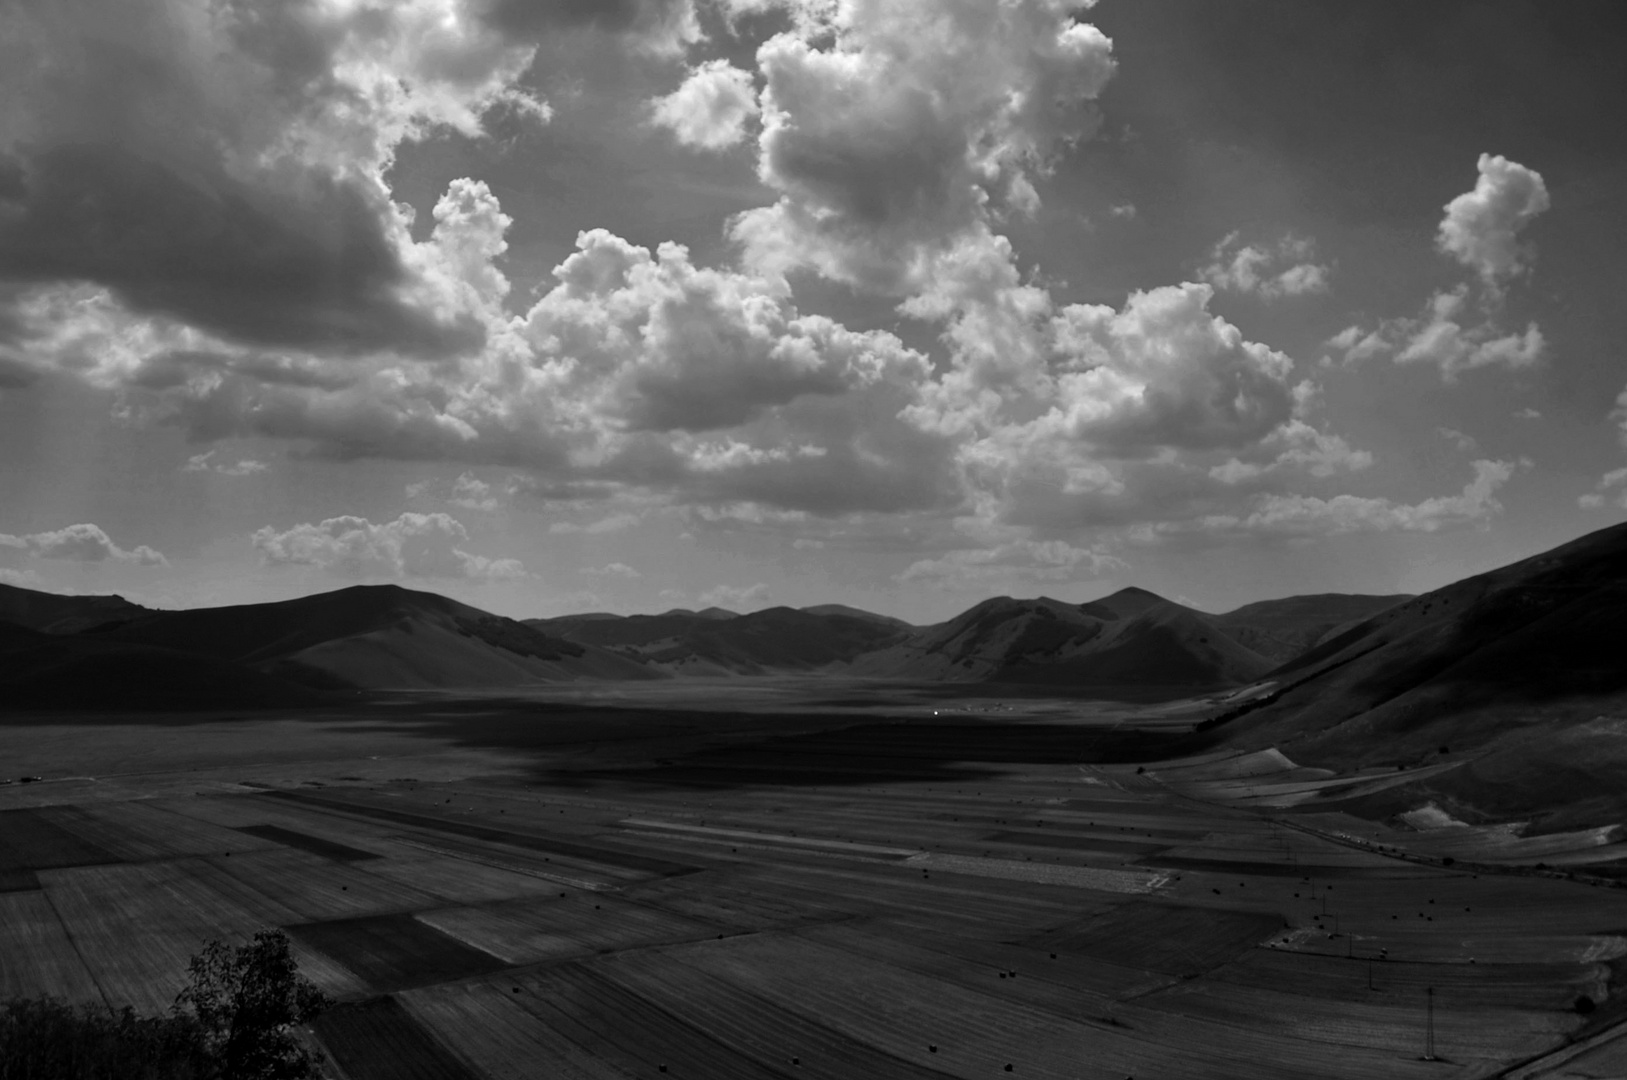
[3,684,1625,1079]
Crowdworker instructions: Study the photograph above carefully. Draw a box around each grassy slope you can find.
[1221,521,1627,830]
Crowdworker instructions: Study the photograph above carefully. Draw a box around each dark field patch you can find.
[0,869,39,892]
[512,962,801,1080]
[0,808,121,873]
[312,995,481,1080]
[1143,856,1405,878]
[288,913,508,993]
[233,824,381,862]
[986,831,1169,856]
[557,720,1206,789]
[1025,902,1283,977]
[269,790,697,877]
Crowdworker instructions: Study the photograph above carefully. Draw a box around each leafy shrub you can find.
[1,930,330,1080]
[0,998,211,1080]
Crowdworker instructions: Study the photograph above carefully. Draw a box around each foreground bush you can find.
[1,930,330,1080]
[0,998,211,1079]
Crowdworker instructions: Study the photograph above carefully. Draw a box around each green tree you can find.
[173,930,331,1080]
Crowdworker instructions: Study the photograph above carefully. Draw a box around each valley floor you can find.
[2,685,1625,1079]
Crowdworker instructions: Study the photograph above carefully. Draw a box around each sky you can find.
[2,0,1626,624]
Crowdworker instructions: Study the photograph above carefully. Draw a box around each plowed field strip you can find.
[800,921,1175,1008]
[912,853,1162,893]
[420,892,721,966]
[313,995,483,1080]
[234,824,382,862]
[400,982,636,1080]
[1024,901,1281,976]
[1131,979,1573,1058]
[985,831,1169,855]
[0,890,104,1004]
[1146,856,1415,877]
[0,807,122,871]
[203,848,441,922]
[46,801,279,862]
[665,932,1445,1080]
[362,856,564,905]
[384,833,625,890]
[40,863,237,1014]
[726,861,1097,935]
[504,962,788,1080]
[1216,947,1605,1009]
[618,874,855,931]
[267,790,699,877]
[288,913,507,994]
[591,949,957,1080]
[621,817,918,858]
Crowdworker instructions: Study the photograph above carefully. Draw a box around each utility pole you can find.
[1424,986,1436,1061]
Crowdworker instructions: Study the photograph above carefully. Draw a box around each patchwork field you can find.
[3,687,1626,1078]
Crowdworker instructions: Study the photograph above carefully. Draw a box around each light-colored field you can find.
[3,690,1626,1078]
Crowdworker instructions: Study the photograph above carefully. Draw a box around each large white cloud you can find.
[0,523,168,566]
[251,512,526,579]
[1393,288,1545,378]
[731,0,1115,295]
[1329,285,1545,380]
[0,0,1523,592]
[1177,459,1517,540]
[1437,153,1551,288]
[650,59,760,149]
[0,0,550,361]
[1200,233,1330,299]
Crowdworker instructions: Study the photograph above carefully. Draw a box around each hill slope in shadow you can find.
[852,588,1278,690]
[1217,521,1627,830]
[528,605,910,676]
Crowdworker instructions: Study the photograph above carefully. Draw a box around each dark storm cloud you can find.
[0,145,481,358]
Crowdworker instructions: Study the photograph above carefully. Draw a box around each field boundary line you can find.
[621,817,919,858]
[1497,1015,1627,1079]
[385,835,609,891]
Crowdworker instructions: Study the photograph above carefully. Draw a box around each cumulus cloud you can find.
[650,59,760,149]
[1393,288,1545,378]
[897,537,1121,591]
[0,523,167,566]
[1437,154,1551,289]
[731,0,1114,295]
[251,512,526,579]
[1328,287,1545,379]
[1182,459,1517,539]
[182,450,268,476]
[1200,233,1329,299]
[697,582,770,611]
[0,0,552,360]
[1579,467,1627,511]
[549,513,642,535]
[0,567,41,587]
[1326,153,1549,381]
[450,473,502,512]
[7,0,1507,579]
[580,562,642,579]
[405,472,513,512]
[1208,421,1373,485]
[1436,427,1478,452]
[1580,388,1627,509]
